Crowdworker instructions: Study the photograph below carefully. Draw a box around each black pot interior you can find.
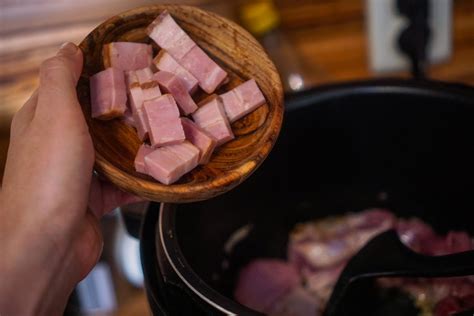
[160,80,474,315]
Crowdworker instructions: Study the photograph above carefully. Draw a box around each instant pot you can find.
[136,79,474,315]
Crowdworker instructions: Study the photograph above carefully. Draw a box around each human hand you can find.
[0,42,141,316]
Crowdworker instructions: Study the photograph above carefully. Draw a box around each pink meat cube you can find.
[179,45,228,94]
[141,82,161,102]
[124,71,148,139]
[192,97,234,146]
[153,71,197,115]
[134,144,154,174]
[125,69,161,141]
[134,67,154,84]
[122,109,135,127]
[181,118,217,164]
[146,11,195,60]
[127,84,145,114]
[165,141,200,171]
[103,42,153,71]
[128,68,162,103]
[125,71,144,113]
[133,109,149,141]
[90,67,127,119]
[220,79,266,123]
[143,94,185,147]
[153,50,199,94]
[144,141,199,185]
[147,11,227,93]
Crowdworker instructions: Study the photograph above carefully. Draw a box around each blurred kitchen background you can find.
[0,0,473,315]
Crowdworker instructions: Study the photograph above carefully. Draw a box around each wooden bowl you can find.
[77,5,284,203]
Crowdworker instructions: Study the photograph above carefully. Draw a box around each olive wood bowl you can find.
[77,4,284,202]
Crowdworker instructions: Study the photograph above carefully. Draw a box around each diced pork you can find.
[143,94,185,148]
[133,109,149,141]
[221,79,266,123]
[127,82,145,114]
[153,71,197,115]
[103,42,153,71]
[134,144,154,174]
[179,45,228,94]
[122,109,135,126]
[146,11,195,60]
[125,71,144,113]
[90,67,127,119]
[192,97,234,146]
[153,50,199,94]
[128,68,162,104]
[134,67,154,84]
[181,118,217,164]
[144,141,199,184]
[125,68,162,140]
[147,11,228,93]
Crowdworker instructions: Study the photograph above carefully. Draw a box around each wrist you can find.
[0,205,73,316]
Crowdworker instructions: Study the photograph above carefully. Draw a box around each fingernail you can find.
[58,42,78,56]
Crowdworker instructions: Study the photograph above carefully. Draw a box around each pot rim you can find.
[158,203,259,315]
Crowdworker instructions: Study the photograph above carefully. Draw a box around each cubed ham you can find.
[126,68,161,141]
[181,118,217,164]
[153,71,197,115]
[153,50,199,94]
[90,67,127,119]
[144,141,199,184]
[128,68,161,103]
[103,42,153,71]
[147,11,228,93]
[179,45,228,94]
[122,109,135,126]
[127,82,145,114]
[134,67,154,84]
[146,11,195,60]
[134,144,154,174]
[125,71,144,113]
[133,109,149,141]
[141,81,162,105]
[166,141,200,171]
[192,97,234,146]
[220,79,266,123]
[143,94,185,148]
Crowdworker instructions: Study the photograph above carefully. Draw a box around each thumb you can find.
[36,42,83,115]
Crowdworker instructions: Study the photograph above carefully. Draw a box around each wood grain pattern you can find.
[77,4,284,203]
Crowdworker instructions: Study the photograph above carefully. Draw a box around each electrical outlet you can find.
[366,0,452,73]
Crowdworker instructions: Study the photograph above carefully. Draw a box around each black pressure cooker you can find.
[134,78,474,315]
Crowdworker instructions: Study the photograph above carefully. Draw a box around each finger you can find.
[89,175,144,218]
[9,90,38,138]
[36,42,83,117]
